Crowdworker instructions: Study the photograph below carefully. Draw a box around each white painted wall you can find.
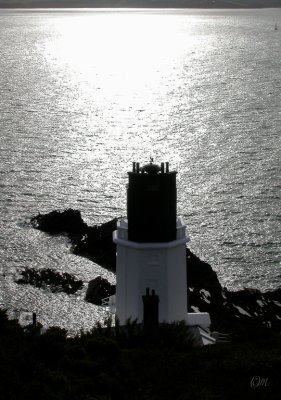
[113,218,190,325]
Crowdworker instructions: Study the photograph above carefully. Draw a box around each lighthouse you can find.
[113,161,213,341]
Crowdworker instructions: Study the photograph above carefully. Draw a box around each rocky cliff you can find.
[29,209,281,336]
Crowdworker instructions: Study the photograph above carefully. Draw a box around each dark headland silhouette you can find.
[1,0,281,9]
[27,209,281,334]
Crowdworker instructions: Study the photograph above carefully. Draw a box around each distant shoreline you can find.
[1,6,281,9]
[1,0,280,11]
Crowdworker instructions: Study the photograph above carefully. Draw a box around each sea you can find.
[0,7,280,334]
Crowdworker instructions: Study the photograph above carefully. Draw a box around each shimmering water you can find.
[0,8,280,333]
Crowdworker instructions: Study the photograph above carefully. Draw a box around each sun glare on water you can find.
[44,12,196,107]
[40,11,202,168]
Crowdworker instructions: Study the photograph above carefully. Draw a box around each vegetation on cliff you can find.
[0,309,280,400]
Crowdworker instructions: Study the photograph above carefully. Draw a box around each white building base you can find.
[112,217,215,345]
[113,217,190,325]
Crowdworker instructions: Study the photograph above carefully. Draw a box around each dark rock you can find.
[185,250,281,334]
[264,288,281,302]
[72,219,117,272]
[30,209,281,335]
[186,248,223,301]
[85,277,116,305]
[31,210,117,271]
[31,209,87,234]
[188,277,281,334]
[16,268,83,294]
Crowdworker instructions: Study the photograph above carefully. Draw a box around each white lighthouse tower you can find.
[113,161,213,343]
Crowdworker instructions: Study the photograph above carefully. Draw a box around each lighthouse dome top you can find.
[142,162,161,174]
[131,160,176,175]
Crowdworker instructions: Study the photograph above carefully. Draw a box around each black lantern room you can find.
[127,161,177,243]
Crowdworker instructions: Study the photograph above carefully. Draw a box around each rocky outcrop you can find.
[186,248,223,299]
[30,209,281,334]
[72,219,117,272]
[85,276,116,305]
[186,249,281,333]
[31,210,117,271]
[16,268,83,294]
[31,209,87,235]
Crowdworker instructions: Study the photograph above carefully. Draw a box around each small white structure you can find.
[113,161,214,345]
